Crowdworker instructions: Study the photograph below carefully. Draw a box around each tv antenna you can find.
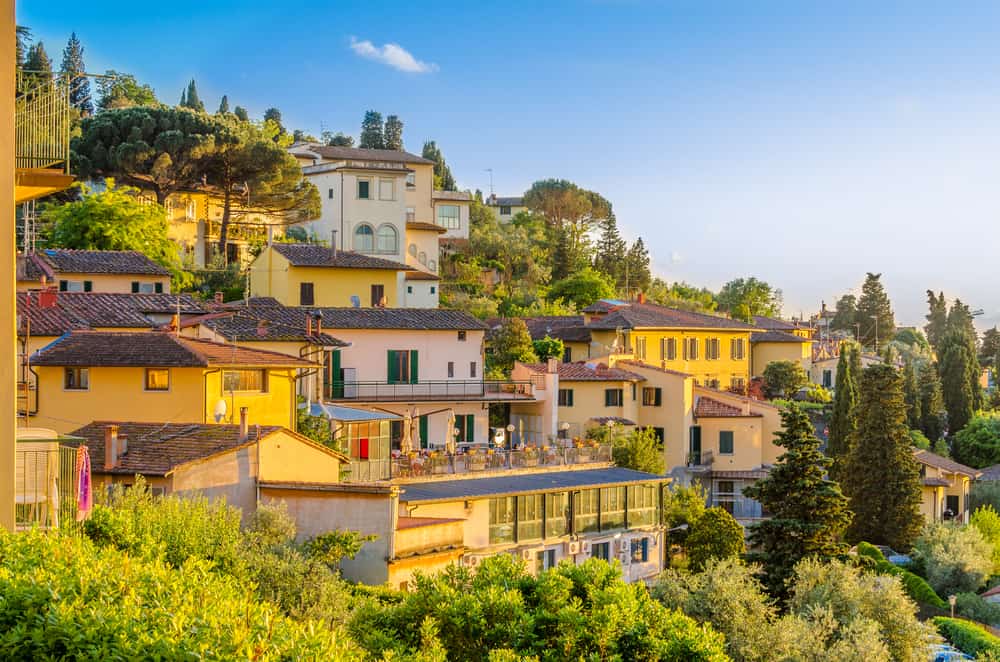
[485,168,494,197]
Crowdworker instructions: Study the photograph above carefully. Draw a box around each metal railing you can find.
[686,450,714,468]
[712,496,764,520]
[326,380,535,401]
[15,443,81,532]
[341,443,614,481]
[16,70,73,173]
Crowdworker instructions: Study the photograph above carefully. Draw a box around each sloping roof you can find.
[404,270,441,281]
[923,477,951,487]
[585,301,755,331]
[432,190,471,201]
[522,361,644,382]
[615,360,693,378]
[297,144,434,165]
[750,330,810,344]
[271,244,408,270]
[30,331,318,368]
[752,315,808,331]
[979,464,1000,481]
[406,221,447,234]
[398,467,667,504]
[210,301,488,332]
[694,396,759,418]
[181,311,347,346]
[18,249,170,278]
[518,316,591,344]
[710,469,771,480]
[18,292,207,336]
[65,422,285,475]
[487,196,524,207]
[914,449,980,477]
[590,416,637,425]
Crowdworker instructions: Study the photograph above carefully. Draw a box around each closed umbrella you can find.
[445,411,457,454]
[400,409,413,454]
[411,407,421,450]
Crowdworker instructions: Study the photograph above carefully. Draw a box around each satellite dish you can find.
[213,399,228,423]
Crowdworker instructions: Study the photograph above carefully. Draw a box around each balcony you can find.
[15,441,82,532]
[327,380,535,402]
[15,71,75,202]
[712,495,765,521]
[342,444,614,482]
[686,450,714,470]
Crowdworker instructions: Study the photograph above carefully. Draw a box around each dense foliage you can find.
[686,507,746,572]
[827,343,858,481]
[933,617,1000,658]
[952,413,1000,468]
[911,522,992,596]
[611,426,666,474]
[856,541,947,609]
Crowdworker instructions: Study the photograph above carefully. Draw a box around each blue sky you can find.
[19,1,1000,328]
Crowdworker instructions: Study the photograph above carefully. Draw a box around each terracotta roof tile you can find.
[295,144,434,165]
[914,449,980,477]
[432,190,471,201]
[694,396,760,418]
[19,249,170,277]
[189,311,347,346]
[17,292,206,336]
[406,221,447,234]
[750,330,810,344]
[515,316,591,344]
[590,416,637,425]
[209,301,488,332]
[486,196,524,207]
[615,360,693,378]
[404,269,441,281]
[522,361,644,382]
[271,244,408,270]
[585,301,755,331]
[751,315,811,331]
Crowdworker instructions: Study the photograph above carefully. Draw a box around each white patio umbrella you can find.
[445,411,457,454]
[400,409,413,454]
[411,407,422,450]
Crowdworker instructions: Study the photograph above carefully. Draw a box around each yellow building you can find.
[914,449,979,524]
[517,316,592,363]
[249,242,408,308]
[752,315,815,340]
[749,330,813,378]
[16,249,171,294]
[27,330,315,433]
[584,299,755,391]
[485,194,528,223]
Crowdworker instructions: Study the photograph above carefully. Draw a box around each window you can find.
[437,204,460,229]
[500,205,512,216]
[408,243,417,256]
[489,497,516,544]
[545,492,570,538]
[299,282,314,306]
[630,538,649,563]
[627,484,659,528]
[354,224,374,252]
[563,346,572,362]
[631,383,637,401]
[357,178,371,199]
[517,494,543,542]
[600,486,626,531]
[455,414,475,443]
[59,280,91,292]
[447,362,454,378]
[683,337,698,360]
[604,388,623,407]
[144,368,169,391]
[458,331,467,341]
[662,337,677,361]
[371,284,385,307]
[406,172,416,187]
[131,281,162,294]
[378,178,395,201]
[558,389,574,407]
[407,285,413,294]
[430,286,436,294]
[822,369,833,388]
[719,430,734,455]
[731,376,746,392]
[64,367,89,390]
[642,387,662,406]
[470,362,477,378]
[428,260,437,272]
[650,427,665,443]
[591,541,611,561]
[387,350,418,384]
[328,187,334,199]
[535,548,557,574]
[635,336,647,360]
[706,338,721,360]
[418,251,427,265]
[706,377,721,389]
[375,225,398,253]
[945,495,960,518]
[223,369,267,392]
[730,338,746,360]
[405,207,415,222]
[574,489,600,534]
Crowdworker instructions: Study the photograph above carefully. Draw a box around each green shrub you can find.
[933,616,1000,657]
[0,530,360,660]
[857,541,887,562]
[955,592,1000,626]
[913,522,993,596]
[858,541,947,609]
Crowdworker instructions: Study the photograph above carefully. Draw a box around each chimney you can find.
[214,291,224,304]
[104,424,119,470]
[636,292,646,305]
[547,357,559,374]
[239,407,249,442]
[331,230,338,257]
[306,316,313,336]
[314,313,322,337]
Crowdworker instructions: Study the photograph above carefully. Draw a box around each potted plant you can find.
[468,448,486,471]
[523,445,539,467]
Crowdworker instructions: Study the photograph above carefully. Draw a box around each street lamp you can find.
[559,421,570,441]
[949,594,957,618]
[506,424,515,448]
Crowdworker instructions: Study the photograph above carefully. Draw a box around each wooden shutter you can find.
[329,350,343,398]
[83,280,93,292]
[409,350,419,384]
[131,281,140,293]
[300,282,314,306]
[387,351,398,384]
[419,415,428,448]
[59,280,68,292]
[465,415,475,442]
[155,282,163,293]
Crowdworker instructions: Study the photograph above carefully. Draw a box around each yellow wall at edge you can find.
[751,340,811,378]
[250,248,399,307]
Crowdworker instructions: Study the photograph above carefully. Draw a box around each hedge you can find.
[858,541,948,609]
[933,617,1000,657]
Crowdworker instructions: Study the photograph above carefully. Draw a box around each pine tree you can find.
[744,404,851,600]
[843,364,923,550]
[925,290,948,353]
[263,107,284,135]
[856,272,895,350]
[16,25,31,68]
[180,79,205,112]
[233,106,249,122]
[831,294,858,335]
[326,132,354,147]
[919,361,947,442]
[625,238,652,295]
[60,32,92,116]
[359,110,385,149]
[217,95,230,114]
[948,299,983,411]
[940,330,974,435]
[826,344,858,482]
[593,213,626,289]
[903,359,922,431]
[384,114,403,150]
[421,140,456,190]
[22,42,53,91]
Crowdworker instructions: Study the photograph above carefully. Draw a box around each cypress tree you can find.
[60,32,92,116]
[948,300,983,411]
[940,330,974,435]
[180,79,204,112]
[744,404,851,600]
[217,95,230,114]
[233,106,249,122]
[919,361,947,442]
[848,344,862,404]
[843,364,923,550]
[856,272,895,350]
[903,359,922,431]
[179,87,186,107]
[593,213,626,289]
[625,238,652,294]
[421,140,456,190]
[359,110,385,149]
[925,290,948,354]
[826,344,857,482]
[384,114,403,150]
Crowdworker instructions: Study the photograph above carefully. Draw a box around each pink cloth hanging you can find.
[75,446,92,521]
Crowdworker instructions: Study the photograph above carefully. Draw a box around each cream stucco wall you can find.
[432,199,470,240]
[750,340,812,378]
[16,272,170,294]
[405,226,441,273]
[403,279,439,308]
[550,379,640,437]
[404,163,435,224]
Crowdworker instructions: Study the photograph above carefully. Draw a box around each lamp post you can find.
[506,424,515,468]
[949,594,957,618]
[871,315,878,354]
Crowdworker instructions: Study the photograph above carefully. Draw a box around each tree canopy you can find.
[717,277,782,322]
[856,273,895,350]
[95,70,158,110]
[60,32,92,116]
[547,267,615,311]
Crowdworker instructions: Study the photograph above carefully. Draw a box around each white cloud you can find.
[349,37,438,73]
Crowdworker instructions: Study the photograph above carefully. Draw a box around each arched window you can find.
[408,243,417,257]
[354,224,374,252]
[428,259,437,272]
[376,225,398,254]
[418,251,427,265]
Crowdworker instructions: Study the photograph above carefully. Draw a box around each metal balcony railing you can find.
[712,495,765,520]
[686,450,714,469]
[15,442,81,532]
[16,70,74,173]
[326,380,535,402]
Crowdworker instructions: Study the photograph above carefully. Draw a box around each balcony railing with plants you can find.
[326,380,535,402]
[686,450,714,469]
[15,442,82,532]
[16,70,74,173]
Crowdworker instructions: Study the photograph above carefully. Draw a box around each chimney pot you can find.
[306,316,313,336]
[547,357,559,374]
[239,407,249,442]
[104,425,119,470]
[314,313,322,337]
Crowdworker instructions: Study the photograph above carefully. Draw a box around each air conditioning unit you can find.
[618,551,631,565]
[616,539,631,554]
[581,541,592,555]
[521,548,536,561]
[461,555,480,568]
[564,540,581,556]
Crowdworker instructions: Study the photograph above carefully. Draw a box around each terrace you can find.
[15,433,83,532]
[15,70,75,202]
[326,379,536,402]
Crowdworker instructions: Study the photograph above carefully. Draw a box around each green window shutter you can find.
[689,426,702,456]
[154,282,163,293]
[409,350,419,384]
[719,431,734,454]
[419,415,428,449]
[131,281,140,293]
[387,351,398,384]
[59,280,68,292]
[330,350,343,398]
[83,280,93,292]
[655,388,662,406]
[465,415,475,443]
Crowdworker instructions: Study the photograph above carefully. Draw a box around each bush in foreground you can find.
[856,541,948,609]
[933,617,1000,657]
[0,530,360,660]
[912,522,992,596]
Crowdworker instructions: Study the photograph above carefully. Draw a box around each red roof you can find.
[694,396,760,418]
[523,361,644,382]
